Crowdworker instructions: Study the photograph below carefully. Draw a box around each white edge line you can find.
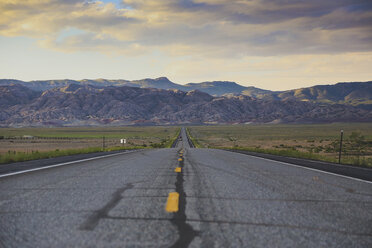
[0,150,141,179]
[247,154,372,184]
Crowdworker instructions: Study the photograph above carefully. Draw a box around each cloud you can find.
[38,31,148,56]
[0,0,371,58]
[0,1,135,36]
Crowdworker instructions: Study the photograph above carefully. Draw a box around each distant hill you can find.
[130,77,184,90]
[2,77,371,107]
[1,83,371,127]
[183,81,272,97]
[0,84,41,107]
[272,82,372,109]
[0,77,266,96]
[0,79,82,92]
[1,78,372,126]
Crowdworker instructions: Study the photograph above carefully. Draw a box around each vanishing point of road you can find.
[0,128,371,247]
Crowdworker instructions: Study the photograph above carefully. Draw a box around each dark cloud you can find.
[1,0,372,57]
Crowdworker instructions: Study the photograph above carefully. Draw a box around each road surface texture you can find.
[0,128,371,247]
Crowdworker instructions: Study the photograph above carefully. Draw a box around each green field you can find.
[0,126,180,164]
[188,123,372,167]
[0,126,179,139]
[2,124,372,167]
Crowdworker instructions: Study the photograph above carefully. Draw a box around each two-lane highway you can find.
[0,128,371,247]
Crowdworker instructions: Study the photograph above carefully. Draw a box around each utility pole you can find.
[102,136,105,151]
[338,130,343,164]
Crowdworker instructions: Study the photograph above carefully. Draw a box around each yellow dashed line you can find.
[178,158,183,161]
[174,167,182,173]
[165,192,179,212]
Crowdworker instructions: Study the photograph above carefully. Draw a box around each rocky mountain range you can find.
[0,81,371,127]
[0,77,269,97]
[1,77,371,106]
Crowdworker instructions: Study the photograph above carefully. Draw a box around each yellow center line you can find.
[165,192,179,212]
[178,158,183,161]
[174,167,182,173]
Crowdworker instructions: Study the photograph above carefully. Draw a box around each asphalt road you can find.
[0,128,371,247]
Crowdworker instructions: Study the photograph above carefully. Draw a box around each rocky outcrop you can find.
[0,84,41,107]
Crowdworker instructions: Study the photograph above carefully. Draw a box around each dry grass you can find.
[0,126,179,155]
[0,126,180,163]
[188,123,372,167]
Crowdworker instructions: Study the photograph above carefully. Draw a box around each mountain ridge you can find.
[1,83,371,127]
[0,78,371,107]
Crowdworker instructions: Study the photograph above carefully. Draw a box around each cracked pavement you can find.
[0,128,371,247]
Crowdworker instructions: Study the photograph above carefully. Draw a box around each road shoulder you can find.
[225,149,372,182]
[0,149,142,177]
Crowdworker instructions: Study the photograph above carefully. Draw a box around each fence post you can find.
[338,130,343,164]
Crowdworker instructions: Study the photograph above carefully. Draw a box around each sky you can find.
[0,0,372,90]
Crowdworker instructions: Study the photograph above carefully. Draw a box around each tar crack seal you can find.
[170,157,199,248]
[80,183,134,231]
